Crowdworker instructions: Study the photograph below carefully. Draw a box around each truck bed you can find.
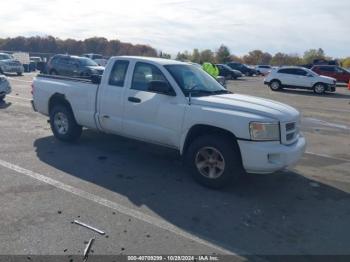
[37,74,95,83]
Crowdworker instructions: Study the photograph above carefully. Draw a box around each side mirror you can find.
[148,80,176,96]
[91,74,101,84]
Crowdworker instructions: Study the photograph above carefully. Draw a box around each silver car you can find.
[0,75,12,101]
[0,53,24,76]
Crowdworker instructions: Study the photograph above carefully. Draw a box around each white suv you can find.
[264,66,336,94]
[256,65,272,75]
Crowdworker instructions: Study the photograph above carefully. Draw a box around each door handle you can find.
[128,97,141,103]
[102,115,110,119]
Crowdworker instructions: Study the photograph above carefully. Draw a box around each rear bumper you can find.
[238,135,306,174]
[31,100,37,112]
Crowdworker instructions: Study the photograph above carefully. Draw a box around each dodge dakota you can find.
[32,56,306,188]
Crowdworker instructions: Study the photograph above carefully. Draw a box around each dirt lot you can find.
[0,73,349,260]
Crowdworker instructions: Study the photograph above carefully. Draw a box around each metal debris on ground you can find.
[83,238,95,262]
[73,220,106,235]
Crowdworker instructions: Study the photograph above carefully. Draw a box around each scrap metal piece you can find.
[83,238,95,261]
[73,220,105,235]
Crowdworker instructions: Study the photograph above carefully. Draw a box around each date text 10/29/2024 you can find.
[127,255,220,261]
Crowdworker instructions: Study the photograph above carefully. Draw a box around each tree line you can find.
[1,36,349,67]
[0,36,158,57]
[176,45,350,67]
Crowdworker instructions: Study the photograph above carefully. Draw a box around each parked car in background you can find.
[46,55,105,78]
[32,56,306,189]
[0,53,24,75]
[216,64,242,79]
[30,56,42,71]
[83,53,108,66]
[0,74,11,101]
[12,52,30,72]
[311,65,350,83]
[264,67,336,94]
[255,65,272,76]
[226,62,257,76]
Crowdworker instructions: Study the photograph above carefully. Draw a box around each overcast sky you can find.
[1,0,349,57]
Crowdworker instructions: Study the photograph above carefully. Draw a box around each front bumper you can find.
[326,83,336,92]
[238,135,306,174]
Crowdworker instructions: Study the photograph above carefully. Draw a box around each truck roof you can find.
[113,56,187,66]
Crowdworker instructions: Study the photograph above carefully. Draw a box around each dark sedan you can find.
[216,64,242,80]
[46,55,105,78]
[226,62,258,76]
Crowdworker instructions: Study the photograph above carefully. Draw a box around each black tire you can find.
[186,135,244,189]
[17,72,23,76]
[269,80,282,91]
[0,95,4,102]
[49,104,82,142]
[313,83,326,95]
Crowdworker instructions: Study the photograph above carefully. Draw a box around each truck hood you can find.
[192,93,300,122]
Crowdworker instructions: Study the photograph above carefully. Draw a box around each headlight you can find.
[250,122,280,141]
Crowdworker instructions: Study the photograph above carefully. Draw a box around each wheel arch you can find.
[181,124,242,163]
[48,93,76,120]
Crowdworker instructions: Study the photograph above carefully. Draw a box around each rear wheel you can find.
[313,83,326,94]
[186,135,243,189]
[49,104,82,142]
[269,80,281,91]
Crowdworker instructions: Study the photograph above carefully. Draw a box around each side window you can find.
[335,67,344,73]
[295,69,307,76]
[322,66,335,72]
[109,60,129,87]
[131,62,169,92]
[278,69,293,74]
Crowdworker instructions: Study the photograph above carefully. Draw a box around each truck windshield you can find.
[165,64,229,96]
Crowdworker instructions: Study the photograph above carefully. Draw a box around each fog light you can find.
[268,153,280,164]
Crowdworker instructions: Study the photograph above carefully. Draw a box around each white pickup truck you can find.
[32,56,306,188]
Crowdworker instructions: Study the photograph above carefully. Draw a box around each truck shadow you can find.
[33,131,350,257]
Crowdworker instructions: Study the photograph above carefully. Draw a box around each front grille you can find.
[281,121,299,145]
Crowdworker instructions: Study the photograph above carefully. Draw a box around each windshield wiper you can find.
[211,90,232,95]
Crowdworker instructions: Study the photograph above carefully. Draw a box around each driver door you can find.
[123,62,185,148]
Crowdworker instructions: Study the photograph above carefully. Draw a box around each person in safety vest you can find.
[202,62,219,78]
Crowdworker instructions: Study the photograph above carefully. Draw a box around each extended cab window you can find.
[109,60,129,87]
[131,62,169,92]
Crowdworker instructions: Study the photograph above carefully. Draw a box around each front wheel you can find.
[186,135,243,189]
[0,95,5,102]
[49,105,82,142]
[269,80,281,91]
[313,83,326,95]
